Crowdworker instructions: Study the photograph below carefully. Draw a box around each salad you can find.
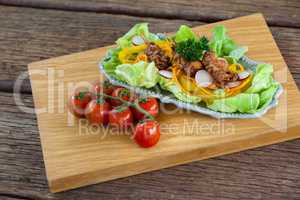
[101,23,281,115]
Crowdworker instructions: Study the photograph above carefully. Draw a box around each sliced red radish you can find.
[132,36,144,45]
[226,81,241,88]
[195,70,213,88]
[159,70,173,79]
[238,71,250,80]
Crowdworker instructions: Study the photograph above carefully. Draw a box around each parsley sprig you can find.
[175,36,209,61]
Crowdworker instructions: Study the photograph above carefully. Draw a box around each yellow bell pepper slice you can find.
[228,63,245,73]
[118,45,147,64]
[225,74,253,96]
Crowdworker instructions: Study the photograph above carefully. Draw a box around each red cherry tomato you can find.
[85,98,111,125]
[91,80,116,96]
[132,97,159,120]
[109,106,133,128]
[69,87,92,118]
[110,87,131,107]
[134,120,160,148]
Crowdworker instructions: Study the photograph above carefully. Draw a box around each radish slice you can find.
[195,70,213,88]
[238,71,250,80]
[159,70,173,79]
[226,81,241,88]
[132,36,144,45]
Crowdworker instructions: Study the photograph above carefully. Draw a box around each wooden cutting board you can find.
[28,14,300,193]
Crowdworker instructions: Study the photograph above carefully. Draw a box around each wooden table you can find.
[0,1,299,199]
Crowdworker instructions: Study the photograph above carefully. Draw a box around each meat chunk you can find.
[173,53,203,77]
[202,51,228,70]
[145,42,171,69]
[202,52,238,88]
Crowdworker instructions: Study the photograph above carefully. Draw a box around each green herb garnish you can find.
[175,36,209,61]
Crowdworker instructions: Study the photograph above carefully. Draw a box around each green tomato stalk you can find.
[99,93,155,120]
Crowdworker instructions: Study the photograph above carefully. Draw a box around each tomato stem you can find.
[99,93,155,120]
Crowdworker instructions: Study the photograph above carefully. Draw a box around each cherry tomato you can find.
[69,87,92,118]
[109,106,133,128]
[91,80,116,96]
[85,98,111,125]
[132,97,159,120]
[110,87,131,107]
[134,120,160,148]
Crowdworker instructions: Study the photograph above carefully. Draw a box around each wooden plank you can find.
[1,91,300,199]
[28,14,300,193]
[0,5,200,92]
[0,5,299,93]
[0,0,299,28]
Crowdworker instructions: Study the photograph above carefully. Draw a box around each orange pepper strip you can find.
[172,67,253,100]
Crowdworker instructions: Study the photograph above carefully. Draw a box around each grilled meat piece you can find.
[202,51,238,88]
[145,42,171,69]
[206,65,238,88]
[173,53,203,77]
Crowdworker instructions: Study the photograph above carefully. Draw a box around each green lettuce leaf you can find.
[208,93,260,113]
[246,63,273,93]
[116,23,159,48]
[257,81,279,111]
[222,39,237,56]
[102,47,122,78]
[209,25,228,56]
[174,25,197,43]
[115,61,159,88]
[159,77,201,103]
[209,25,247,59]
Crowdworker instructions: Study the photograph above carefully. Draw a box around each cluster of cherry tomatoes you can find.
[68,80,161,148]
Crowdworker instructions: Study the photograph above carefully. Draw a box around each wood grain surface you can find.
[28,14,300,193]
[0,6,299,92]
[0,1,300,199]
[0,0,299,27]
[1,91,300,199]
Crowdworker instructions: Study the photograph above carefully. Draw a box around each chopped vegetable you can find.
[228,63,245,73]
[159,70,173,79]
[226,81,241,88]
[238,71,250,80]
[132,36,145,45]
[195,70,213,88]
